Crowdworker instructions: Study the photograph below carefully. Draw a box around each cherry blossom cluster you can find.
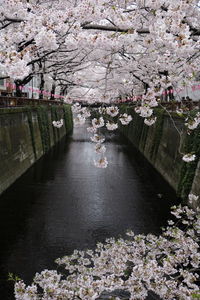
[14,204,200,300]
[134,91,159,127]
[185,112,200,131]
[52,119,64,129]
[1,0,200,102]
[1,1,200,139]
[89,115,108,169]
[182,153,196,163]
[72,104,129,168]
[85,105,132,168]
[72,103,91,126]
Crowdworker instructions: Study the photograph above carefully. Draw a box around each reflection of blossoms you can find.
[119,113,132,125]
[106,121,118,131]
[90,134,105,143]
[106,106,119,117]
[52,119,63,128]
[95,143,106,154]
[144,117,157,126]
[182,153,196,162]
[94,157,108,168]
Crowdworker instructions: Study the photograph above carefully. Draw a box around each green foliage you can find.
[178,127,200,200]
[0,107,28,114]
[51,106,59,143]
[119,105,199,201]
[26,107,37,159]
[63,104,73,134]
[0,105,73,160]
[119,105,150,148]
[192,293,200,299]
[149,109,165,160]
[8,273,21,282]
[140,122,149,151]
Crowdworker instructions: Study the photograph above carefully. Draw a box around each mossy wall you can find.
[0,105,73,195]
[119,106,200,203]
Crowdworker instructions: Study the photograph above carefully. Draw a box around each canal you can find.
[0,123,179,299]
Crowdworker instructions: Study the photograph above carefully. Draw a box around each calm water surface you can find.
[0,124,179,299]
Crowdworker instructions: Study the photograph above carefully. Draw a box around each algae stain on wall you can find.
[0,105,73,195]
[119,106,200,203]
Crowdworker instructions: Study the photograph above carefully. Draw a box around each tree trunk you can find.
[39,73,45,99]
[15,80,23,97]
[60,85,68,96]
[50,82,56,100]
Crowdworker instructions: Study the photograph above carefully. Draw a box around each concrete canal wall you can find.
[120,107,200,206]
[0,105,73,195]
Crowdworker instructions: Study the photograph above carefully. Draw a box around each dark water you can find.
[0,124,179,299]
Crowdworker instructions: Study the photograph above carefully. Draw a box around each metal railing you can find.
[158,100,200,111]
[0,96,199,110]
[0,96,63,107]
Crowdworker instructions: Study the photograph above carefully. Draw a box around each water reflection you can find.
[0,124,179,299]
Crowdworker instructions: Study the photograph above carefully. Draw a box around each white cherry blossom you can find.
[52,119,63,128]
[14,205,200,300]
[92,117,105,129]
[144,117,157,126]
[186,113,200,130]
[106,106,119,117]
[94,157,108,168]
[106,121,118,131]
[90,134,105,144]
[119,113,132,125]
[139,106,153,118]
[188,194,199,203]
[94,143,106,154]
[182,153,196,163]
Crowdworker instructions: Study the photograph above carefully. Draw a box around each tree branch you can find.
[82,24,150,34]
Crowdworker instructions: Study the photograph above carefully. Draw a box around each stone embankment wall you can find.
[0,105,73,195]
[119,107,200,206]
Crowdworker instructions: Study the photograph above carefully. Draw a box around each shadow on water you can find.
[0,124,180,299]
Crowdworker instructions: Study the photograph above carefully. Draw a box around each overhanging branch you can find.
[82,24,150,34]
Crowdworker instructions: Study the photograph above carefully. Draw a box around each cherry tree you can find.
[1,0,200,185]
[1,1,200,298]
[1,0,200,172]
[1,0,200,103]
